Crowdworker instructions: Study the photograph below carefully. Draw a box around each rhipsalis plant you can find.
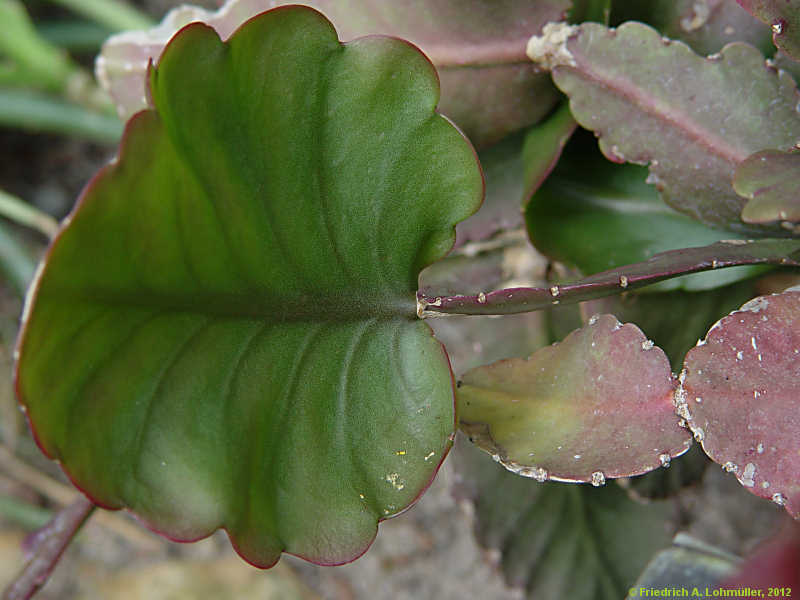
[8,0,800,598]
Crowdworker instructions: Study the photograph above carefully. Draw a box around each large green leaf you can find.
[15,7,483,567]
[526,21,800,231]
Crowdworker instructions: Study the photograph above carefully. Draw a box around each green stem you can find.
[0,88,123,144]
[0,190,59,239]
[0,221,38,296]
[45,0,154,32]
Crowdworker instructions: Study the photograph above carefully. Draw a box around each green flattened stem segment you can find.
[15,7,483,568]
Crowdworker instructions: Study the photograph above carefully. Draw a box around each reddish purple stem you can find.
[2,497,95,600]
[418,239,800,316]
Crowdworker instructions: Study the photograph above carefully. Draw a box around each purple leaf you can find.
[526,21,800,230]
[734,149,800,225]
[457,314,692,483]
[737,0,800,59]
[679,290,800,518]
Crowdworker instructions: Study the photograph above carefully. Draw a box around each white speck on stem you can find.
[591,471,606,487]
[772,492,787,506]
[549,286,560,297]
[659,453,671,468]
[477,292,486,304]
[619,275,628,288]
[642,339,654,350]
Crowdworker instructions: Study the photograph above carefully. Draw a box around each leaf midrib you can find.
[41,288,418,322]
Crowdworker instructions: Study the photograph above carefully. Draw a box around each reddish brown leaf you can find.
[680,291,800,517]
[526,21,800,230]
